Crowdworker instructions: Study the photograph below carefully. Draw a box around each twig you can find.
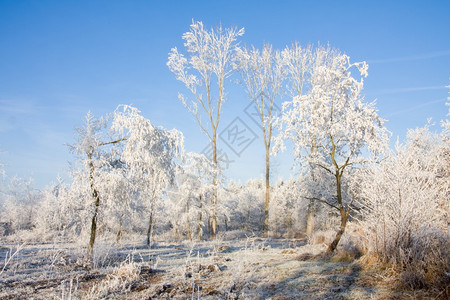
[0,242,26,276]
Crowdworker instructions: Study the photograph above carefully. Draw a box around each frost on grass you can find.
[0,237,422,299]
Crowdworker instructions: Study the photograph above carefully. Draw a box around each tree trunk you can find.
[263,145,270,237]
[327,209,349,253]
[326,170,348,253]
[175,224,179,240]
[207,217,212,239]
[224,214,228,231]
[186,199,192,241]
[212,133,218,239]
[187,223,192,241]
[88,204,99,254]
[88,156,100,255]
[198,194,202,241]
[146,210,154,247]
[274,215,278,237]
[116,217,123,242]
[306,199,315,237]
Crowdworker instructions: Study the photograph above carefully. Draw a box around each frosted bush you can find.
[84,254,140,298]
[359,125,449,288]
[309,230,335,246]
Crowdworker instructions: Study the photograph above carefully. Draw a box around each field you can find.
[1,237,439,299]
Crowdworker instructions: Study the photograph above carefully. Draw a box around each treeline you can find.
[0,20,448,289]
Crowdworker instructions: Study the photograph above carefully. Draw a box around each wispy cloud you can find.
[0,99,37,116]
[375,85,446,95]
[368,50,450,64]
[384,98,446,118]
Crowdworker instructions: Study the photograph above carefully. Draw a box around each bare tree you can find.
[235,44,285,237]
[167,21,244,238]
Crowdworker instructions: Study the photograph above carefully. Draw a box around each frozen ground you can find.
[0,238,436,299]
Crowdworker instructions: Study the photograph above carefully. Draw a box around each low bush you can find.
[358,126,449,290]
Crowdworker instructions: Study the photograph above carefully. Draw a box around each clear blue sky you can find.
[0,0,449,188]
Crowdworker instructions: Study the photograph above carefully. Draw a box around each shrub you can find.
[358,125,449,289]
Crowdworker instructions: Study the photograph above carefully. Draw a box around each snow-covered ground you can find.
[0,238,433,299]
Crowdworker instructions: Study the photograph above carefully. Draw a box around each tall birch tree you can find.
[235,44,285,237]
[167,21,244,238]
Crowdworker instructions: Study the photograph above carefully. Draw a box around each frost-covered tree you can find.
[229,179,264,233]
[68,106,182,249]
[0,160,44,238]
[1,176,39,234]
[282,42,313,98]
[112,105,183,246]
[275,48,389,252]
[186,153,215,240]
[359,124,449,287]
[97,165,133,242]
[69,111,126,253]
[235,44,285,237]
[281,43,317,234]
[168,152,215,241]
[270,178,307,237]
[34,177,70,237]
[167,21,244,238]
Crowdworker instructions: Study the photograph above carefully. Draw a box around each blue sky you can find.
[0,0,449,188]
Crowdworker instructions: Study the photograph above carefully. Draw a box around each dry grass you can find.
[1,238,448,299]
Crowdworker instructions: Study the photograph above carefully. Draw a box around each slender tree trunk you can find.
[326,171,349,253]
[186,199,192,241]
[88,203,99,254]
[306,200,315,237]
[274,215,278,237]
[84,137,127,255]
[198,195,202,241]
[209,217,213,239]
[306,166,319,237]
[88,156,100,255]
[212,133,218,239]
[224,214,228,231]
[327,209,349,253]
[146,210,154,247]
[187,223,192,241]
[263,144,270,237]
[116,217,123,242]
